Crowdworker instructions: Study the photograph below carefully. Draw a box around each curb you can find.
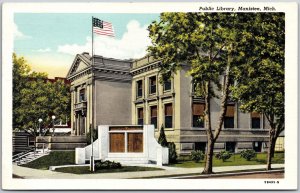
[168,169,284,179]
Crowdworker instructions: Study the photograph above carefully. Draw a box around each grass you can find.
[170,152,284,168]
[22,151,75,170]
[55,166,163,174]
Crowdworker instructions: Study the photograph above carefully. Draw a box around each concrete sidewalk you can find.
[13,163,284,179]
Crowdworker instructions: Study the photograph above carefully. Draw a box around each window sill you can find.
[164,128,174,131]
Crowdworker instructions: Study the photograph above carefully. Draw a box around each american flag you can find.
[93,17,115,37]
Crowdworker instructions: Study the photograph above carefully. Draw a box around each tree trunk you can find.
[202,139,215,174]
[267,128,276,170]
[202,81,214,174]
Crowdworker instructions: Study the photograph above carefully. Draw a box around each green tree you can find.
[148,13,247,174]
[231,13,285,170]
[158,124,168,147]
[13,54,71,136]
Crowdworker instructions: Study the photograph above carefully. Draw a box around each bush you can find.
[95,160,121,170]
[158,124,168,147]
[215,151,232,162]
[168,142,178,163]
[240,149,257,161]
[190,150,204,163]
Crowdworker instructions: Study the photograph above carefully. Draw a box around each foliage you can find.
[94,160,121,170]
[230,13,285,170]
[148,12,250,174]
[13,54,71,136]
[55,166,163,174]
[215,151,232,162]
[240,149,257,161]
[158,124,168,147]
[148,12,285,172]
[168,142,178,163]
[190,150,205,163]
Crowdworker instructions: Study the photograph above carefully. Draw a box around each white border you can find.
[2,2,298,190]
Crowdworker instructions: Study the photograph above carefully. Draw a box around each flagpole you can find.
[90,16,95,172]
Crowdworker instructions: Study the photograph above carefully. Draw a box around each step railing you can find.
[12,147,35,164]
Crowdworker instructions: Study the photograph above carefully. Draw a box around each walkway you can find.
[13,163,284,179]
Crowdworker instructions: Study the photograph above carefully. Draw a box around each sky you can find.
[14,13,160,78]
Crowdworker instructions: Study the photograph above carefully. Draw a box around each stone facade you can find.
[67,52,270,155]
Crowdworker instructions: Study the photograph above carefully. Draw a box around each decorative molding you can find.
[130,61,160,76]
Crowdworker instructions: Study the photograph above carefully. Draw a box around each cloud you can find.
[34,48,52,53]
[57,20,151,60]
[13,22,31,40]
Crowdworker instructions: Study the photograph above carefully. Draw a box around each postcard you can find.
[2,2,298,190]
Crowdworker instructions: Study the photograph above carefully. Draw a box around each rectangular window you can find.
[163,80,171,91]
[253,142,262,152]
[192,103,205,127]
[224,105,235,129]
[79,89,85,102]
[226,142,236,153]
[136,80,143,98]
[150,106,157,129]
[137,108,144,125]
[195,142,206,152]
[149,76,156,95]
[251,112,261,129]
[165,103,173,128]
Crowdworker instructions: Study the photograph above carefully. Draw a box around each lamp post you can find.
[52,115,56,136]
[38,118,43,136]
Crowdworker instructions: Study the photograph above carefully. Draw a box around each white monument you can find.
[75,125,169,166]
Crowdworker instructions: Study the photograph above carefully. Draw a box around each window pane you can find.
[164,80,171,91]
[138,119,143,125]
[193,115,204,127]
[137,108,143,125]
[136,80,143,97]
[138,108,143,118]
[165,103,173,116]
[149,76,156,94]
[226,142,236,153]
[224,117,234,128]
[225,105,235,117]
[195,142,206,152]
[165,116,172,128]
[150,106,157,117]
[79,89,85,102]
[150,106,157,128]
[251,118,261,129]
[151,117,157,128]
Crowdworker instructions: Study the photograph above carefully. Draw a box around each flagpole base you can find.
[90,156,95,172]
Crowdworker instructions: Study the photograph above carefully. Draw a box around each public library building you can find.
[66,52,270,155]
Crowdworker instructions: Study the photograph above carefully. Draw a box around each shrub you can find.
[158,124,168,147]
[215,151,232,162]
[168,142,178,163]
[240,149,257,161]
[95,160,121,170]
[190,150,204,163]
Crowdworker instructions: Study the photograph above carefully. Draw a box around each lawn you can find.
[170,152,284,168]
[22,151,75,170]
[55,166,163,174]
